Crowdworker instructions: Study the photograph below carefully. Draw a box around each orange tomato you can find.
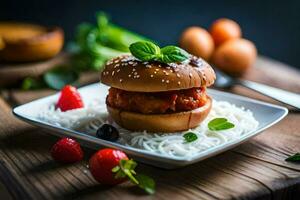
[179,26,214,60]
[212,38,257,77]
[210,18,242,46]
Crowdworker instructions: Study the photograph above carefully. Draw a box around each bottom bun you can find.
[107,96,212,133]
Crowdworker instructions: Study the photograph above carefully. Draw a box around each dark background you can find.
[1,0,300,69]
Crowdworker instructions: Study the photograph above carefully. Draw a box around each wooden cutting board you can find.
[0,56,300,200]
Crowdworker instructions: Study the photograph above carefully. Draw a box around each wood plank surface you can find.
[0,53,70,87]
[0,56,300,200]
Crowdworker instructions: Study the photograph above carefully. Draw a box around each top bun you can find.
[101,54,215,92]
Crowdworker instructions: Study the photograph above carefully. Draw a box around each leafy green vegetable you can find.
[129,41,189,63]
[285,153,300,162]
[183,132,198,143]
[44,67,79,90]
[112,159,155,194]
[72,12,151,72]
[208,118,235,131]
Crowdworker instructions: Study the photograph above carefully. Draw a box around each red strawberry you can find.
[89,148,128,185]
[51,138,84,163]
[56,85,84,112]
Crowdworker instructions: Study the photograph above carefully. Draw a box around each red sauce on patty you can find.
[106,87,207,114]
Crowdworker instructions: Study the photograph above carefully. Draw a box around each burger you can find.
[100,42,215,132]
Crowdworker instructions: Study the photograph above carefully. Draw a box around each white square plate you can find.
[13,83,288,169]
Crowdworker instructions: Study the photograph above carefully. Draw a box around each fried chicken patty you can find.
[106,87,207,114]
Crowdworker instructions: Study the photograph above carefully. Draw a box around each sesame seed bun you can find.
[101,54,215,92]
[107,96,212,132]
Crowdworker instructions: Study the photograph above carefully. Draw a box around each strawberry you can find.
[56,85,84,112]
[89,148,129,185]
[51,138,84,163]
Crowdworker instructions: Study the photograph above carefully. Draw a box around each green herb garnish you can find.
[183,132,198,143]
[160,45,189,63]
[112,159,155,194]
[135,174,156,194]
[208,118,235,131]
[285,153,300,162]
[129,41,160,61]
[129,41,189,63]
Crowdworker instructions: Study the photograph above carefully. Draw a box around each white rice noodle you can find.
[38,99,259,159]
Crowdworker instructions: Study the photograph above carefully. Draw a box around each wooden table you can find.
[0,56,300,200]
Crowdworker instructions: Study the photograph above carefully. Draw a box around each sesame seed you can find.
[117,69,120,73]
[129,61,133,64]
[158,65,162,68]
[176,74,180,77]
[150,74,154,78]
[166,80,169,83]
[162,79,165,82]
[128,74,132,77]
[112,71,115,76]
[154,71,157,74]
[189,73,193,77]
[165,73,169,76]
[132,68,136,71]
[136,75,140,78]
[119,79,123,82]
[114,60,119,63]
[115,64,120,67]
[177,81,181,85]
[155,69,159,71]
[134,72,138,75]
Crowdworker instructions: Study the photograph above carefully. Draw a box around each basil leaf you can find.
[129,41,189,63]
[129,41,160,61]
[183,132,198,143]
[159,45,189,63]
[208,118,235,131]
[43,67,79,90]
[135,174,156,195]
[285,153,300,162]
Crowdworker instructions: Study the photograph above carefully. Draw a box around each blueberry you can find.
[96,124,119,142]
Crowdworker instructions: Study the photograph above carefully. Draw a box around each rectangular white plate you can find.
[13,83,288,169]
